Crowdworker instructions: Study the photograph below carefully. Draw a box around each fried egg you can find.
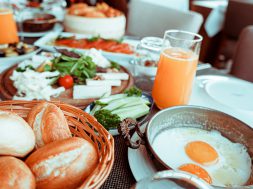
[152,127,252,187]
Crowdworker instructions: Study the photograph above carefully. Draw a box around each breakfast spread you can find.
[0,102,99,189]
[152,127,252,187]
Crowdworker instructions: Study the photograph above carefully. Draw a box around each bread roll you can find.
[0,111,35,157]
[25,137,98,189]
[0,156,35,189]
[27,102,71,148]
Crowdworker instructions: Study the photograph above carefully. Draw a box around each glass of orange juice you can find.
[0,2,19,44]
[152,30,203,109]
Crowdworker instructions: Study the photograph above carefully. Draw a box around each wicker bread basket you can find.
[0,100,114,189]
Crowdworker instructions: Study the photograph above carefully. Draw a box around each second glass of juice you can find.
[0,2,19,44]
[152,30,202,109]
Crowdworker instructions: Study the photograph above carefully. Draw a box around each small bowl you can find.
[21,13,57,32]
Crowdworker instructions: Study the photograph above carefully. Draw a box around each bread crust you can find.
[25,137,98,189]
[0,111,35,157]
[0,156,36,189]
[27,102,71,148]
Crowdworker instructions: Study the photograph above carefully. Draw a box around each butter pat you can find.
[73,85,111,99]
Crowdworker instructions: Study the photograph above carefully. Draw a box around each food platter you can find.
[0,64,134,109]
[34,32,139,59]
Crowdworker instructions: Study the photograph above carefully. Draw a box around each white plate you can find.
[0,48,40,73]
[190,75,253,127]
[128,123,157,181]
[34,32,139,59]
[204,77,253,112]
[18,23,63,37]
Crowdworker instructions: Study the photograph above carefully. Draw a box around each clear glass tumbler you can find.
[132,37,163,92]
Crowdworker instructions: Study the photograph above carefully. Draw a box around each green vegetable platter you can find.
[84,87,153,135]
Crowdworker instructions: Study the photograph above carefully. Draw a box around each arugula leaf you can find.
[110,61,120,70]
[87,35,100,42]
[44,64,51,72]
[124,87,142,97]
[52,54,96,84]
[16,65,35,72]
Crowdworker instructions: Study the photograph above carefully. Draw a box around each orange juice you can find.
[152,48,198,109]
[0,8,19,44]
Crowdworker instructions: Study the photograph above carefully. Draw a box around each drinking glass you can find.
[152,30,202,109]
[0,2,19,44]
[132,37,163,92]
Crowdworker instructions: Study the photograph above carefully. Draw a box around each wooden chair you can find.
[230,26,253,82]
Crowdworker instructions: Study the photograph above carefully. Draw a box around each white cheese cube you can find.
[86,79,121,87]
[73,85,111,99]
[96,73,129,80]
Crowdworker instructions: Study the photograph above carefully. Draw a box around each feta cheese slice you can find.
[73,85,111,99]
[86,79,121,87]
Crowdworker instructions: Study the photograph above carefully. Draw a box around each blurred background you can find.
[4,0,253,77]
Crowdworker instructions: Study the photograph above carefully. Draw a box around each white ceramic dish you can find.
[128,123,156,181]
[0,48,40,73]
[34,32,139,59]
[18,23,63,37]
[64,14,126,39]
[190,75,253,127]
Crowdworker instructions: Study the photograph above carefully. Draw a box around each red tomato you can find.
[58,75,74,89]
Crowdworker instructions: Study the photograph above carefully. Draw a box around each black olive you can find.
[17,47,25,55]
[0,50,5,57]
[9,43,17,47]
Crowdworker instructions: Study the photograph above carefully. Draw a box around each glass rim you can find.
[164,29,203,43]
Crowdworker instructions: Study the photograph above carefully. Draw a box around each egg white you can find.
[152,127,252,187]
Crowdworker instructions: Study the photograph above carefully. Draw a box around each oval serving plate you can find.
[84,92,154,136]
[0,47,40,73]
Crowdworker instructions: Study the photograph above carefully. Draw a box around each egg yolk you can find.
[179,163,212,184]
[185,141,218,165]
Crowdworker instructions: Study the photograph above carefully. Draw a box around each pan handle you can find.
[117,118,146,149]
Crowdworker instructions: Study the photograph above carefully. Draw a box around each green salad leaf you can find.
[16,65,35,72]
[110,61,120,70]
[52,55,96,84]
[124,87,142,97]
